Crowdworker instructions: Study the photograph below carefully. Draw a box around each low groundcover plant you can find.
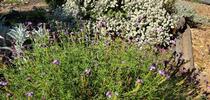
[0,34,203,99]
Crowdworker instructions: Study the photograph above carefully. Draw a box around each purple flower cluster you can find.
[84,68,91,76]
[6,93,13,97]
[106,91,112,98]
[159,70,171,79]
[158,70,165,76]
[149,63,170,79]
[25,91,34,97]
[52,59,60,65]
[105,91,119,98]
[136,79,143,84]
[158,70,170,79]
[149,63,156,71]
[0,81,8,87]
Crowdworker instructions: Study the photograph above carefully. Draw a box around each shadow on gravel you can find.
[0,7,48,26]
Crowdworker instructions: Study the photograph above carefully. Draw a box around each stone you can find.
[176,25,194,70]
[200,0,210,5]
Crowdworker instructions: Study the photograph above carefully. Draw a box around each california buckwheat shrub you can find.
[122,0,176,45]
[56,0,177,46]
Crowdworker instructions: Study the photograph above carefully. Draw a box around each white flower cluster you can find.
[57,0,177,46]
[123,0,176,45]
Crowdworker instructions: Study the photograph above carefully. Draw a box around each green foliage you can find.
[0,32,201,99]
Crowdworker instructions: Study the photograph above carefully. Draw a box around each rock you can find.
[176,25,194,70]
[175,17,194,70]
[176,17,186,32]
[200,0,210,5]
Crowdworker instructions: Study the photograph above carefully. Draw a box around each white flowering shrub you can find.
[54,0,177,46]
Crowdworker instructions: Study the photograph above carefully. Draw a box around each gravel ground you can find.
[185,1,210,94]
[0,0,48,13]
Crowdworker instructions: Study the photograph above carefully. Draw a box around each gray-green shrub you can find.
[175,0,210,27]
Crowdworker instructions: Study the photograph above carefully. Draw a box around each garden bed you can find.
[0,0,209,99]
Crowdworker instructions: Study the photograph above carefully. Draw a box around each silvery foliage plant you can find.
[3,23,47,57]
[55,0,177,46]
[6,24,29,57]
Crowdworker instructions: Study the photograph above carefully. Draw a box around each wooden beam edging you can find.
[175,24,195,70]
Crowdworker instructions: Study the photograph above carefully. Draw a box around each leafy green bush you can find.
[0,32,202,99]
